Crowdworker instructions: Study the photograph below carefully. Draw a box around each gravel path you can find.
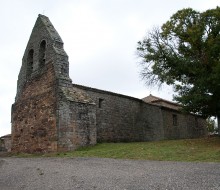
[0,157,219,190]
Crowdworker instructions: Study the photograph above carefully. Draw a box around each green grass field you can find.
[13,137,220,162]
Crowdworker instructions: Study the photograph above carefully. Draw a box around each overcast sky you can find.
[0,0,219,136]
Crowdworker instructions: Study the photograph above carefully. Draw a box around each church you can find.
[11,15,207,153]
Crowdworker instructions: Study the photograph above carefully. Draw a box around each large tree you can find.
[137,7,220,133]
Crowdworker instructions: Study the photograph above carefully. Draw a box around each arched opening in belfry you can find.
[27,49,34,77]
[39,40,46,68]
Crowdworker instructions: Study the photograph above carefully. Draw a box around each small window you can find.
[27,49,34,77]
[98,98,104,108]
[173,114,178,126]
[39,40,46,67]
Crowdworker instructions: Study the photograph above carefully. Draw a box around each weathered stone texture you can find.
[57,91,96,151]
[161,108,207,139]
[0,134,11,152]
[72,85,164,142]
[11,14,73,153]
[12,62,57,153]
[73,84,207,142]
[72,85,145,142]
[16,14,71,102]
[12,15,96,152]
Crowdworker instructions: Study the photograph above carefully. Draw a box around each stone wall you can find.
[57,88,96,151]
[73,84,207,142]
[11,62,58,153]
[72,84,165,142]
[161,108,207,139]
[0,135,11,152]
[139,103,164,141]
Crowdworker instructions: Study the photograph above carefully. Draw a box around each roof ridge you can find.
[143,94,180,106]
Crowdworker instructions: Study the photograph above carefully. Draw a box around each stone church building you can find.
[11,15,207,153]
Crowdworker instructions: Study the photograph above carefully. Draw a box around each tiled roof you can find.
[142,94,181,111]
[0,134,11,139]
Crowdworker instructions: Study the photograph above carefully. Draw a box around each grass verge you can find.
[5,137,220,162]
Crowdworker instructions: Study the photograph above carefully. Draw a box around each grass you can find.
[7,137,220,162]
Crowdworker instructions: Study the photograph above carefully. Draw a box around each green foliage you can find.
[137,7,220,118]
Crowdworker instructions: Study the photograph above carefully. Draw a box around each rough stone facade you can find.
[11,15,96,153]
[72,84,165,142]
[11,15,207,153]
[73,85,207,142]
[0,134,11,152]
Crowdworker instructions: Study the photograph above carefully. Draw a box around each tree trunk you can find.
[218,115,220,136]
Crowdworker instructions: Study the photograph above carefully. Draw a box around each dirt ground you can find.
[0,157,220,190]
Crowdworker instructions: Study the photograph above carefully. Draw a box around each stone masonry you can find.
[11,15,207,153]
[12,15,96,153]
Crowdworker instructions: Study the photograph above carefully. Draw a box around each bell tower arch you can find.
[11,14,72,152]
